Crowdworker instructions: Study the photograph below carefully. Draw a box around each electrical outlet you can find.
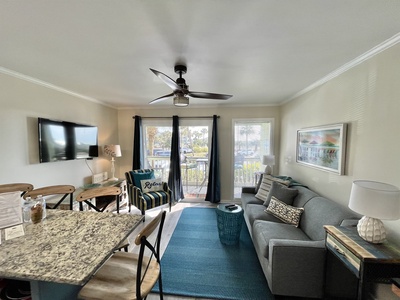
[92,173,104,184]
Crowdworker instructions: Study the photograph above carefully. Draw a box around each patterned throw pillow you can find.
[255,175,291,201]
[141,178,163,193]
[263,181,298,207]
[265,196,304,227]
[131,170,155,190]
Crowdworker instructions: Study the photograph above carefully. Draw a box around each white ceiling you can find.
[1,1,400,108]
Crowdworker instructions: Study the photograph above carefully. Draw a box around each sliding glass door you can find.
[233,118,274,198]
[142,118,212,199]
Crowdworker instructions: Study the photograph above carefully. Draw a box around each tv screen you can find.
[38,118,98,163]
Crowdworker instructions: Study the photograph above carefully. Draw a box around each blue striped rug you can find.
[152,207,273,300]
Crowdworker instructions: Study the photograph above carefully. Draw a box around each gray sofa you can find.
[241,176,358,299]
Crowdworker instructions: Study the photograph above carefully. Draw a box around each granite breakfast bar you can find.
[0,209,143,300]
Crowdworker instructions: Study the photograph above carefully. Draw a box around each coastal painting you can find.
[296,124,347,175]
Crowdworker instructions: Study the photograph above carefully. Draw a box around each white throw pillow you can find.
[141,178,163,193]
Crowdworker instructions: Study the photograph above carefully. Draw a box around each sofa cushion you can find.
[252,220,310,259]
[300,196,356,240]
[264,181,299,207]
[241,192,264,209]
[292,186,319,208]
[255,175,291,201]
[245,204,284,226]
[265,197,304,227]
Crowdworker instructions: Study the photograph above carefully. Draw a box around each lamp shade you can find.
[104,145,122,158]
[348,180,400,220]
[262,155,275,166]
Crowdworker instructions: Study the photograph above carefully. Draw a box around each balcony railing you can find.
[147,156,261,188]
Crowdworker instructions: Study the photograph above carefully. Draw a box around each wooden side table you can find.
[324,225,400,299]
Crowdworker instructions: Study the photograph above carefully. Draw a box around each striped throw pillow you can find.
[255,175,290,201]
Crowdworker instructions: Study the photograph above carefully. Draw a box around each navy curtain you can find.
[168,115,184,202]
[205,115,221,203]
[132,115,143,170]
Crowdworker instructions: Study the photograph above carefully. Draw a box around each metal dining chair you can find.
[0,183,34,299]
[76,186,129,251]
[76,186,123,213]
[0,183,33,197]
[78,211,166,300]
[23,185,75,210]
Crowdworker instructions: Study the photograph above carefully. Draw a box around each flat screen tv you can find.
[38,117,98,163]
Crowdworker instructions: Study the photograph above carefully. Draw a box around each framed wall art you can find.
[296,123,347,175]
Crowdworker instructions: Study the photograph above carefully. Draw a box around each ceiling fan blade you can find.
[150,68,182,91]
[149,93,175,104]
[188,91,232,100]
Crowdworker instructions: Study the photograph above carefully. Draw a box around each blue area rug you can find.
[152,207,274,300]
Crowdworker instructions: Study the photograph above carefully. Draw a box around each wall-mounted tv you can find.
[38,117,98,163]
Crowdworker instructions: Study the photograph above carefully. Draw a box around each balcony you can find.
[147,156,261,199]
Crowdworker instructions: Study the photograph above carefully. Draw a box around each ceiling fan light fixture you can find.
[173,95,189,107]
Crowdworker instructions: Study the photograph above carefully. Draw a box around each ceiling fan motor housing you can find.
[175,65,188,90]
[174,64,187,75]
[176,77,188,90]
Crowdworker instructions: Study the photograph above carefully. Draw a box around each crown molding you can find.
[285,32,400,104]
[0,66,114,108]
[2,32,400,109]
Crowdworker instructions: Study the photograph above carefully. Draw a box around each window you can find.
[142,118,212,199]
[232,119,274,198]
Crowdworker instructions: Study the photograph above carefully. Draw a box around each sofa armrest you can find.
[126,183,144,207]
[268,239,326,298]
[241,186,256,194]
[269,239,325,257]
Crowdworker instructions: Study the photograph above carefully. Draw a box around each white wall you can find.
[117,105,280,200]
[0,73,119,188]
[280,42,400,245]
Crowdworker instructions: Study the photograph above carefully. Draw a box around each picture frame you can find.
[296,123,347,175]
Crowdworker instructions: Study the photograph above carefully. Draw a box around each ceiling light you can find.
[173,95,189,107]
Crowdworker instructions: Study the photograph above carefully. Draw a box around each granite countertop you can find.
[0,210,143,285]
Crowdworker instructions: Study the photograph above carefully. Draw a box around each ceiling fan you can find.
[149,64,233,107]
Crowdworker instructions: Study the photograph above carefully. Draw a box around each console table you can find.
[324,225,400,299]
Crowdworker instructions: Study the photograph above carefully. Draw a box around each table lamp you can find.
[262,155,275,175]
[348,180,400,244]
[104,145,122,181]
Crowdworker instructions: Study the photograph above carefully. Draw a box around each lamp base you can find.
[357,216,387,244]
[264,165,272,175]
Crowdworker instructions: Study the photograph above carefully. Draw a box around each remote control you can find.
[225,204,236,208]
[228,206,238,211]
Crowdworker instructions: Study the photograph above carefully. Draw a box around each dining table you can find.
[0,209,143,300]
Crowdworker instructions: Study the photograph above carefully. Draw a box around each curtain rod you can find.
[132,116,219,119]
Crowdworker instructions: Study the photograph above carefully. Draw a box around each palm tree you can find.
[239,125,255,154]
[147,127,158,156]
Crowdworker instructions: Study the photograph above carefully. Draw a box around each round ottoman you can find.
[216,204,244,245]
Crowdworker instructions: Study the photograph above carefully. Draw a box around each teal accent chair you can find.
[125,169,171,218]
